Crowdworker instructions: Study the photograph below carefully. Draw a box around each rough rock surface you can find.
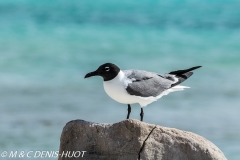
[58,119,226,160]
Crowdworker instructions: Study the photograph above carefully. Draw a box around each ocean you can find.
[0,0,240,159]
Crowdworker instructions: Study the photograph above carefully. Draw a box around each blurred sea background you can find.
[0,0,240,159]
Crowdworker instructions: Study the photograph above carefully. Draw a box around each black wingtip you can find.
[193,66,202,69]
[169,66,202,75]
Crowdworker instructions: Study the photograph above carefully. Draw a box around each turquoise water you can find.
[0,0,240,159]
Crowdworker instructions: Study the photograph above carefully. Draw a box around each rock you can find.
[58,119,226,160]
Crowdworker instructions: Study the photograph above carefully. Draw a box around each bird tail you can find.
[169,66,202,87]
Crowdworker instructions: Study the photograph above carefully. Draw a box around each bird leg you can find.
[140,108,144,121]
[126,104,131,119]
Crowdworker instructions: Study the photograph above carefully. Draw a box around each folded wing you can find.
[124,66,201,97]
[124,70,174,97]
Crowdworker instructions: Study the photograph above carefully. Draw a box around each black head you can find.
[84,63,120,81]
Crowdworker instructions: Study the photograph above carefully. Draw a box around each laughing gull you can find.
[85,63,201,121]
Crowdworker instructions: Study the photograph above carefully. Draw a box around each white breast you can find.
[103,71,134,104]
[103,70,157,107]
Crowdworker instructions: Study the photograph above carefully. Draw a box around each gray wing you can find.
[123,70,177,97]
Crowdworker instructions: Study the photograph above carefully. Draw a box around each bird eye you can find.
[105,67,110,71]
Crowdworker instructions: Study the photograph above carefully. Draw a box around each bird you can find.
[84,63,201,121]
